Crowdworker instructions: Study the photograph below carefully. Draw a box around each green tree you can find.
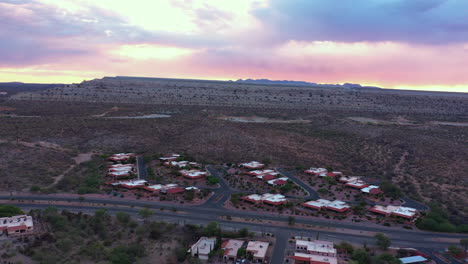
[288,216,296,226]
[175,247,188,262]
[337,241,354,254]
[380,181,402,199]
[318,188,329,195]
[237,247,247,257]
[185,190,195,201]
[238,228,249,237]
[207,176,219,185]
[352,249,370,264]
[374,233,391,250]
[375,253,401,264]
[138,207,154,221]
[460,238,468,253]
[81,241,106,260]
[448,245,462,256]
[204,221,220,236]
[0,205,23,217]
[116,212,131,226]
[30,185,41,192]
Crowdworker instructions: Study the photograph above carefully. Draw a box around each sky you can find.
[1,0,468,92]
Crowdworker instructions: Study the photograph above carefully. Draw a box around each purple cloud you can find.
[253,0,468,44]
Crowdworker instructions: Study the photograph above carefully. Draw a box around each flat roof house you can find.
[113,179,147,189]
[159,153,181,162]
[221,239,244,262]
[0,215,34,237]
[345,180,369,189]
[108,170,132,178]
[143,183,178,193]
[189,237,216,260]
[246,169,276,176]
[295,240,336,257]
[399,256,428,264]
[292,253,338,264]
[241,193,287,206]
[369,205,419,219]
[361,185,383,195]
[338,176,361,183]
[108,153,135,162]
[319,171,343,177]
[304,168,327,175]
[247,241,269,263]
[240,161,265,170]
[302,199,350,213]
[267,177,289,186]
[257,174,277,181]
[179,169,208,179]
[293,240,338,264]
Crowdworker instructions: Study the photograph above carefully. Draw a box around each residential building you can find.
[295,240,336,257]
[143,183,179,194]
[240,161,265,170]
[369,205,419,220]
[291,253,338,264]
[159,153,181,162]
[179,169,208,179]
[345,180,369,189]
[112,179,147,189]
[189,237,216,260]
[361,185,383,195]
[304,168,327,175]
[108,153,135,162]
[221,239,244,262]
[246,241,269,263]
[267,177,289,186]
[241,193,287,206]
[163,160,200,168]
[257,174,276,181]
[0,215,34,237]
[318,171,343,177]
[246,169,276,176]
[302,199,350,213]
[292,240,338,264]
[338,176,361,183]
[399,256,428,264]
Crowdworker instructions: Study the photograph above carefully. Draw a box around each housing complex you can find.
[291,239,338,264]
[0,215,34,237]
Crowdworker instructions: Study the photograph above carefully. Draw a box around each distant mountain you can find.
[0,82,61,94]
[234,79,380,89]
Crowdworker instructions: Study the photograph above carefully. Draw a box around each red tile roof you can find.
[166,187,185,194]
[273,179,287,185]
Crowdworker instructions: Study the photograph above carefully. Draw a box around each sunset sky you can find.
[1,0,468,92]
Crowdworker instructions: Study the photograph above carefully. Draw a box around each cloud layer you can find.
[0,0,467,92]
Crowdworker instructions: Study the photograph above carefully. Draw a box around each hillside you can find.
[9,76,468,116]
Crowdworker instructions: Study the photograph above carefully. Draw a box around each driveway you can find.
[275,168,319,200]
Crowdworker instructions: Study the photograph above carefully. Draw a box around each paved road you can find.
[136,156,147,180]
[2,165,463,263]
[402,197,429,211]
[4,195,466,246]
[276,168,319,200]
[204,165,234,208]
[13,202,464,264]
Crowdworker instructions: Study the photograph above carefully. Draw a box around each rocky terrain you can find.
[10,76,468,116]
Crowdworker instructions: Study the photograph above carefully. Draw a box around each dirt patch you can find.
[47,152,94,188]
[104,113,171,119]
[429,121,468,127]
[219,116,310,123]
[348,117,417,126]
[92,106,120,117]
